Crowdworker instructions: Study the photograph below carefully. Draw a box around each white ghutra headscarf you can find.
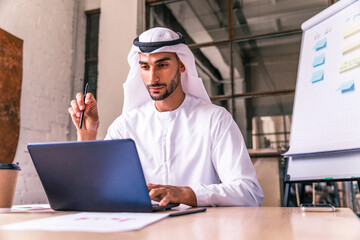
[122,27,210,113]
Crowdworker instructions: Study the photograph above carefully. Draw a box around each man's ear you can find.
[179,61,186,73]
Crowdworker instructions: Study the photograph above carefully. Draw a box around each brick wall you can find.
[0,0,85,204]
[0,0,140,205]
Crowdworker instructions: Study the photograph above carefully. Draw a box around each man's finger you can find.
[149,188,162,198]
[159,194,172,206]
[70,100,81,118]
[147,183,160,190]
[84,93,99,121]
[85,92,95,105]
[76,92,85,110]
[68,107,80,129]
[149,188,166,201]
[68,107,78,120]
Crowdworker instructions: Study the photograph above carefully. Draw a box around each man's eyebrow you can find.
[139,57,172,65]
[155,57,171,63]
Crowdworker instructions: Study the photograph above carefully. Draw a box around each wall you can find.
[251,156,281,207]
[0,0,86,204]
[0,0,140,204]
[96,0,139,139]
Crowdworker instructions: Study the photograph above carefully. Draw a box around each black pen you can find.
[79,82,88,129]
[168,208,206,217]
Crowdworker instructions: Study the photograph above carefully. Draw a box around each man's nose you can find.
[149,69,159,84]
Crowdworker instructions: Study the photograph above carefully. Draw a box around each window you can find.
[84,10,100,99]
[146,0,334,151]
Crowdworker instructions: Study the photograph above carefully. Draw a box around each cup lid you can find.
[0,162,21,170]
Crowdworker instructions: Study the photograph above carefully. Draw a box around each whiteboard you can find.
[284,0,360,181]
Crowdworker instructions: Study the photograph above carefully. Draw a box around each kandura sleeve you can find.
[104,115,125,140]
[190,112,264,207]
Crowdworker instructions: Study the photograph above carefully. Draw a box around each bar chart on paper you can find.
[0,212,169,232]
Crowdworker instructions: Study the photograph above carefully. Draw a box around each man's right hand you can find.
[68,92,99,141]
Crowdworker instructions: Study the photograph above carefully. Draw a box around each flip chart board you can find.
[284,0,360,181]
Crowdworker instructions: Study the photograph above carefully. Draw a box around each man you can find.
[69,27,263,207]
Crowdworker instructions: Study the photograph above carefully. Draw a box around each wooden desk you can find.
[0,207,359,240]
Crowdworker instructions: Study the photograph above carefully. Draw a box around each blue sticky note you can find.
[314,38,327,51]
[311,69,324,83]
[337,80,355,93]
[313,53,326,67]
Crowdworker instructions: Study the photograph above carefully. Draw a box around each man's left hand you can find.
[147,184,197,207]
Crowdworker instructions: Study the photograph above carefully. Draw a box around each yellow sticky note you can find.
[343,20,360,38]
[342,38,360,54]
[339,55,360,73]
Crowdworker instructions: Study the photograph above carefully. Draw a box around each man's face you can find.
[138,52,185,101]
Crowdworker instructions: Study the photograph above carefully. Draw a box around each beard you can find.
[146,67,180,101]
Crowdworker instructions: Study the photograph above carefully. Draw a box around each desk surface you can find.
[0,207,359,240]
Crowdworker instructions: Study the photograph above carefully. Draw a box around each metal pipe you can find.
[210,88,295,101]
[189,29,302,50]
[147,0,183,7]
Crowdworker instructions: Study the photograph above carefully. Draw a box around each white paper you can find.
[171,204,191,211]
[1,212,169,232]
[11,204,51,212]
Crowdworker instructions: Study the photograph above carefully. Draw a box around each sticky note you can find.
[312,53,325,67]
[339,55,360,73]
[342,38,360,54]
[311,69,324,83]
[337,80,355,93]
[314,38,327,51]
[343,20,360,38]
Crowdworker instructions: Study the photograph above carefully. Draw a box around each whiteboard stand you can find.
[282,0,360,210]
[283,156,360,209]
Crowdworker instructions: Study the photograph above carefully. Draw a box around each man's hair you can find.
[175,53,181,63]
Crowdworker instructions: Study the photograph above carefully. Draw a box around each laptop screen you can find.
[28,139,155,212]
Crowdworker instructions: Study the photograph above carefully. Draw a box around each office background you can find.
[1,0,358,210]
